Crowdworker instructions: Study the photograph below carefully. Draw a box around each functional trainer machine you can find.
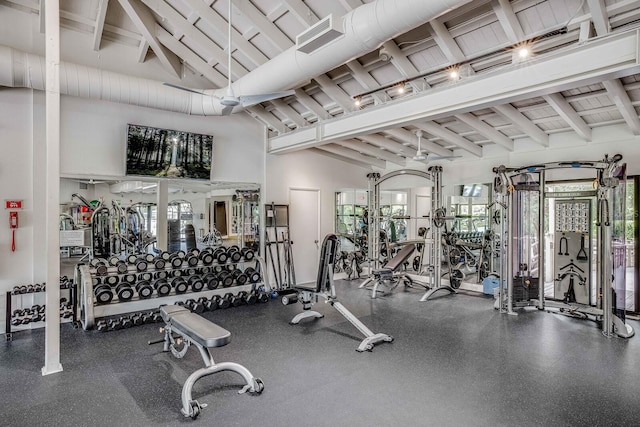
[493,154,634,338]
[285,234,393,352]
[151,304,263,419]
[361,167,456,301]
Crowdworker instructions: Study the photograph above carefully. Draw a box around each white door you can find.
[289,188,320,285]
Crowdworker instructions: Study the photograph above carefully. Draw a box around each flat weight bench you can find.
[287,234,393,352]
[359,243,427,298]
[155,305,264,420]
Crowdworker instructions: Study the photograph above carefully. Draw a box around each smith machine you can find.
[360,167,457,301]
[493,154,634,338]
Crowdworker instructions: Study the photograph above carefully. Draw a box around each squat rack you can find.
[364,166,456,300]
[493,154,634,338]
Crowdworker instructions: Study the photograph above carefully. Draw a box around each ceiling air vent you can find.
[296,14,344,54]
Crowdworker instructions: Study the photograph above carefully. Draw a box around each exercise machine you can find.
[365,242,427,298]
[285,234,393,352]
[150,304,263,419]
[362,167,456,301]
[493,154,634,338]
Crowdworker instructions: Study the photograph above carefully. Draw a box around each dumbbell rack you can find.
[76,248,271,331]
[5,278,76,342]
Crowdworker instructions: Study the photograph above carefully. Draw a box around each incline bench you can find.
[359,243,426,298]
[285,233,393,352]
[153,305,264,420]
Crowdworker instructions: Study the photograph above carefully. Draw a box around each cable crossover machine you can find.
[360,166,457,301]
[492,154,634,338]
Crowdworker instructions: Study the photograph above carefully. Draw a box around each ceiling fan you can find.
[412,130,462,161]
[164,0,294,115]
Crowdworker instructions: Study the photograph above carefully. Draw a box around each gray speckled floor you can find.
[1,280,639,427]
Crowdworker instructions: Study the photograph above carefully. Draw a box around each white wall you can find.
[265,150,370,241]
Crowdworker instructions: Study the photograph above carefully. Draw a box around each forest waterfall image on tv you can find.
[126,124,213,180]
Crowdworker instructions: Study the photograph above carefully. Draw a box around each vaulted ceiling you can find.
[3,0,640,170]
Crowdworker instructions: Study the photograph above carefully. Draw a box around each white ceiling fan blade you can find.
[162,82,210,96]
[239,90,295,107]
[221,105,235,116]
[426,154,463,161]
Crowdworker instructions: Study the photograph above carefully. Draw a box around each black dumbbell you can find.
[153,256,166,270]
[61,310,73,319]
[204,295,220,311]
[199,249,214,265]
[231,291,247,307]
[219,293,232,309]
[235,270,249,286]
[120,316,133,328]
[225,263,236,272]
[188,276,205,292]
[152,311,163,323]
[104,275,119,286]
[144,253,155,263]
[213,265,224,274]
[185,298,205,314]
[26,284,35,293]
[135,257,148,272]
[227,246,242,263]
[12,308,25,317]
[141,311,154,324]
[153,278,172,297]
[241,247,255,261]
[135,281,154,299]
[94,285,114,304]
[108,318,123,331]
[96,320,108,332]
[213,247,228,263]
[116,261,128,274]
[172,277,188,294]
[131,313,144,326]
[155,270,168,280]
[95,260,108,276]
[116,283,134,302]
[160,251,171,261]
[185,253,199,267]
[169,253,184,269]
[282,293,298,305]
[245,267,261,283]
[126,254,138,264]
[138,272,153,282]
[257,290,270,303]
[123,274,137,285]
[245,290,258,305]
[219,271,234,288]
[202,273,219,290]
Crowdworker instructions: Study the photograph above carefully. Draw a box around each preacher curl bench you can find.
[285,234,393,352]
[153,305,264,420]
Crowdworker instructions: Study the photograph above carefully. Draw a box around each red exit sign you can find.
[5,200,23,209]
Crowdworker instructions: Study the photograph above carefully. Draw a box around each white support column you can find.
[156,180,169,251]
[42,0,63,376]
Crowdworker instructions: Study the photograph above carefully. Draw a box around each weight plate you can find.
[108,256,120,266]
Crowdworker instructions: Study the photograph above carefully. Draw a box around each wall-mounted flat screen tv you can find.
[126,124,213,180]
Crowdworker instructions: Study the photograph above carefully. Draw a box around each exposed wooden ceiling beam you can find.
[310,148,373,170]
[491,0,525,43]
[346,60,384,104]
[141,0,247,80]
[543,93,592,141]
[339,139,407,166]
[455,113,514,151]
[137,39,149,63]
[294,89,330,121]
[338,0,363,11]
[602,79,640,135]
[314,74,353,112]
[317,144,386,169]
[93,0,109,51]
[381,40,427,92]
[182,0,268,68]
[360,134,416,158]
[493,104,549,146]
[587,0,610,36]
[428,18,466,63]
[156,26,227,87]
[416,122,482,157]
[39,0,45,33]
[281,0,318,27]
[118,0,181,78]
[247,105,287,134]
[270,99,308,128]
[235,0,293,51]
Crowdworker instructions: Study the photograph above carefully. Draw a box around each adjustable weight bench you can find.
[286,234,393,352]
[359,243,426,298]
[154,305,264,420]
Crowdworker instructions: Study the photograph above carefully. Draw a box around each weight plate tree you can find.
[493,154,634,338]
